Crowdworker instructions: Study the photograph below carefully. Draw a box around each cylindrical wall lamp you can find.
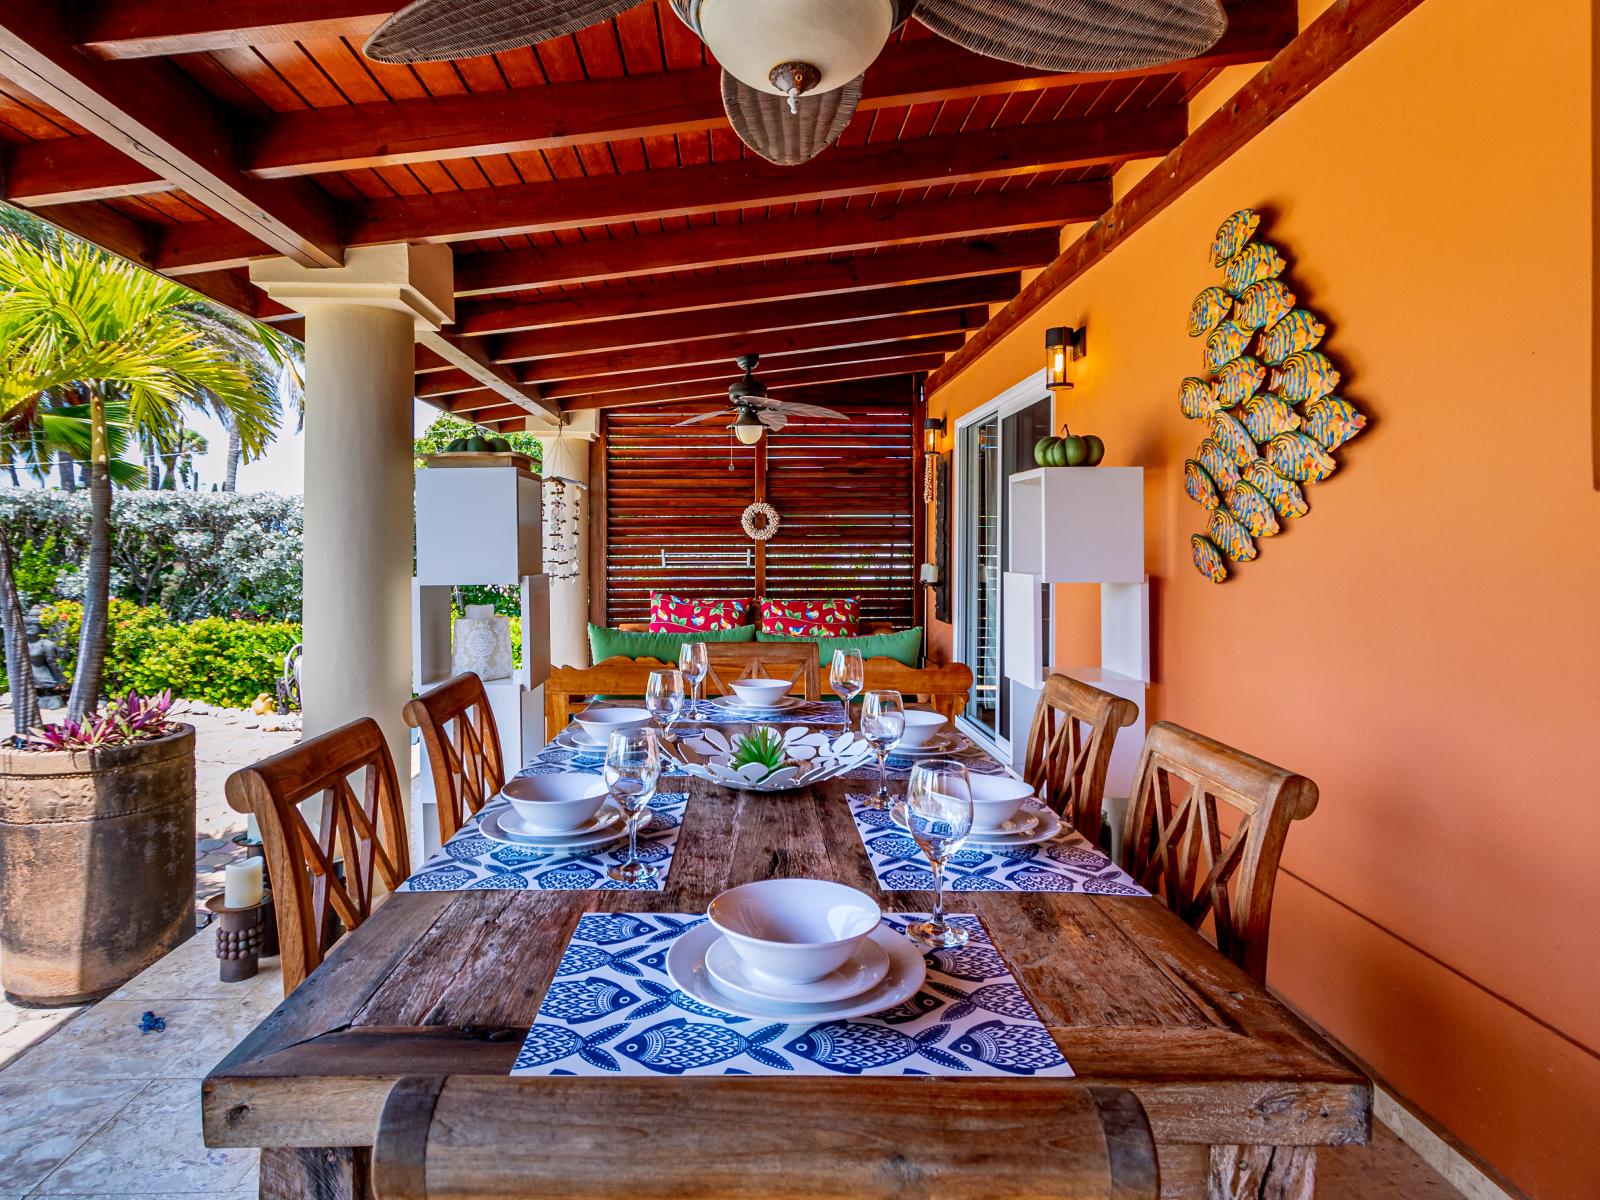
[1044,326,1087,390]
[922,417,945,502]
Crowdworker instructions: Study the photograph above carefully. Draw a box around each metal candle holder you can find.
[206,892,270,983]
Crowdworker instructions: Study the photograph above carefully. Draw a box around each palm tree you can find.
[0,234,274,724]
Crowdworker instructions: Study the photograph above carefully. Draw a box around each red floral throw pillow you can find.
[759,597,860,637]
[649,593,754,632]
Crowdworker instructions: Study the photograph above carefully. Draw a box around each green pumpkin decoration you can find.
[487,436,513,453]
[1033,437,1056,467]
[464,435,490,453]
[1083,435,1105,466]
[1060,434,1088,466]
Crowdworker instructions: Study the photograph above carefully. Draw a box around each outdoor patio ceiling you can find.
[0,1,1296,427]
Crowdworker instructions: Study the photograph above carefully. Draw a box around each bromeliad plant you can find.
[25,690,175,752]
[729,726,789,774]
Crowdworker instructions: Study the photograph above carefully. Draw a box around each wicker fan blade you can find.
[915,0,1227,73]
[773,401,850,421]
[721,70,863,166]
[673,409,733,427]
[757,410,788,432]
[364,0,645,63]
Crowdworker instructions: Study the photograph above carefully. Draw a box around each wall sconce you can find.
[1044,326,1087,390]
[922,417,945,502]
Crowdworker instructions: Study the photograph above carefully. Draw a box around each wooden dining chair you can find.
[701,642,820,701]
[544,656,665,740]
[373,1076,1159,1200]
[1023,673,1140,841]
[858,658,974,720]
[1121,721,1319,983]
[224,717,411,996]
[404,673,505,843]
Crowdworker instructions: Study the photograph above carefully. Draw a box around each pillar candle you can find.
[245,812,260,843]
[224,857,264,908]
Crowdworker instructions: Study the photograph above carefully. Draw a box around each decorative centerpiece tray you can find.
[672,725,874,792]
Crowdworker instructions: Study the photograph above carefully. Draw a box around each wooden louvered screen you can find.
[602,395,919,628]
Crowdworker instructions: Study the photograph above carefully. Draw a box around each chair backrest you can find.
[544,656,665,741]
[1023,673,1140,840]
[701,642,820,701]
[858,658,973,719]
[1122,721,1318,983]
[404,673,505,843]
[224,718,411,996]
[373,1076,1158,1200]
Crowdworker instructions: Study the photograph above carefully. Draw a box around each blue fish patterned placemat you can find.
[847,793,1149,896]
[399,792,688,893]
[511,911,1073,1078]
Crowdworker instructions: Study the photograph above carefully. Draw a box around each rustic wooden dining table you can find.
[204,736,1369,1200]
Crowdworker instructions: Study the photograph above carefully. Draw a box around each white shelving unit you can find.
[1004,466,1149,805]
[412,464,551,860]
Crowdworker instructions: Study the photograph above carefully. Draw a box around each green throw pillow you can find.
[756,627,923,669]
[587,622,755,664]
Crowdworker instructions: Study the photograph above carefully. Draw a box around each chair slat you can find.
[1023,674,1140,840]
[405,674,507,843]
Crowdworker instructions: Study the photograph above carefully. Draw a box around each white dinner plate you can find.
[666,923,926,1022]
[704,932,890,1005]
[555,725,610,751]
[478,802,631,852]
[709,693,801,716]
[498,802,622,841]
[890,731,973,758]
[890,800,1061,848]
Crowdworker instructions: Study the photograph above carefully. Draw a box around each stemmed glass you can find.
[604,728,661,886]
[904,759,973,948]
[859,689,905,811]
[830,648,865,729]
[645,668,686,738]
[678,642,709,715]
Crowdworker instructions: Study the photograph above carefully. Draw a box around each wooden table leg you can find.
[1207,1145,1316,1200]
[259,1147,371,1200]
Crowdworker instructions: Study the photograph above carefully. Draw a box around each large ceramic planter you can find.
[0,724,196,1004]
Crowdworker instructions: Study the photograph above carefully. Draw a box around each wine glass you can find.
[678,642,709,713]
[604,728,661,886]
[904,759,973,948]
[645,668,686,737]
[859,689,905,811]
[829,648,865,729]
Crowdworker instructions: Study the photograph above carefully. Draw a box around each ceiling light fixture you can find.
[732,405,766,446]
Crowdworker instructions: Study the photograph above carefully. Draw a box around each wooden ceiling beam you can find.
[491,275,1013,364]
[510,308,984,385]
[455,232,1058,336]
[560,356,944,413]
[241,12,1291,180]
[3,136,166,205]
[455,181,1105,297]
[0,2,341,267]
[76,1,390,59]
[417,329,560,422]
[415,370,485,400]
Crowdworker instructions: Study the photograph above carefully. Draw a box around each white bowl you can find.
[969,773,1037,832]
[573,705,651,743]
[708,879,881,985]
[729,679,792,707]
[501,773,610,834]
[895,709,948,749]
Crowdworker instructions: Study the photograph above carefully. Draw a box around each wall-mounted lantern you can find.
[1044,326,1087,390]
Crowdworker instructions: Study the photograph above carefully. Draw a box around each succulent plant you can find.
[728,726,787,775]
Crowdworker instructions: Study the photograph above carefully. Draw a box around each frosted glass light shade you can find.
[699,0,894,95]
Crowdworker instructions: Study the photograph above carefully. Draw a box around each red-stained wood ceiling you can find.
[0,1,1296,428]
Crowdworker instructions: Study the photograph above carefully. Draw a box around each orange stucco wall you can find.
[926,2,1598,1196]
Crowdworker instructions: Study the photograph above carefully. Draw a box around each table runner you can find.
[511,911,1073,1078]
[847,793,1148,895]
[400,791,688,893]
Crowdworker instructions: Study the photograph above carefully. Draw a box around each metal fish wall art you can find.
[1268,350,1341,403]
[1187,286,1233,337]
[1204,321,1253,372]
[1209,508,1258,562]
[1210,209,1260,267]
[1233,279,1295,330]
[1211,410,1258,467]
[1243,460,1310,519]
[1257,309,1327,364]
[1214,357,1266,409]
[1225,481,1281,538]
[1184,460,1221,510]
[1222,242,1285,295]
[1180,377,1219,420]
[1192,534,1229,583]
[1197,438,1241,489]
[1302,396,1368,450]
[1266,432,1338,482]
[1239,393,1301,443]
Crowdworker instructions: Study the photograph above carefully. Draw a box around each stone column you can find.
[250,244,455,776]
[526,412,597,668]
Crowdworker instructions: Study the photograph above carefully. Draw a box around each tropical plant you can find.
[0,232,278,730]
[24,689,175,751]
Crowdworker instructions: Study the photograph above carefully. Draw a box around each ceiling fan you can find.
[672,354,849,444]
[363,0,1227,166]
